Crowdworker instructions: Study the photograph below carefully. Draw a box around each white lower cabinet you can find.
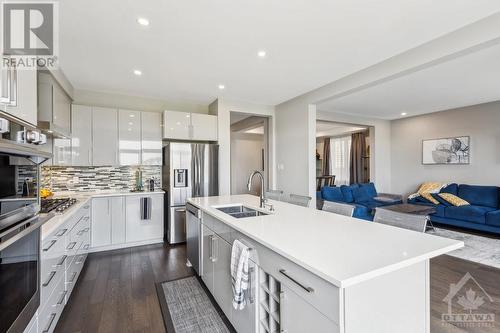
[91,196,125,248]
[279,284,338,333]
[125,194,163,243]
[202,222,257,332]
[202,225,215,292]
[200,214,339,333]
[36,202,90,333]
[212,237,233,320]
[91,194,163,251]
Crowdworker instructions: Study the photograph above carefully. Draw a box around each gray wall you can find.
[391,101,500,196]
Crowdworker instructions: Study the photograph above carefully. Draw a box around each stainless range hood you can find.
[0,138,52,164]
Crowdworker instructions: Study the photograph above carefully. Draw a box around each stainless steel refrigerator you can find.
[162,142,218,244]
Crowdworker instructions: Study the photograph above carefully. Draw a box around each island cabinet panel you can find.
[202,225,215,292]
[344,261,428,333]
[212,236,234,321]
[229,228,341,325]
[280,284,339,333]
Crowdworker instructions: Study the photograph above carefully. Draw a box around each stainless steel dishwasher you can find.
[186,203,202,275]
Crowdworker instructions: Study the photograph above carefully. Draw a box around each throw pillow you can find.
[360,183,378,198]
[438,193,470,207]
[421,192,439,205]
[352,187,371,203]
[321,186,344,202]
[418,182,448,195]
[431,193,452,206]
[340,185,354,203]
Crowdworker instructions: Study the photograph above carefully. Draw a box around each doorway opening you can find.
[316,120,372,188]
[230,113,270,195]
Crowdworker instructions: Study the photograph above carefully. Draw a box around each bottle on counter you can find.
[22,178,29,197]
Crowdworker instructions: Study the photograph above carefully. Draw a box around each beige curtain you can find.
[322,138,330,176]
[350,132,369,184]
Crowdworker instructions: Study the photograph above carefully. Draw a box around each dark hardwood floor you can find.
[55,243,500,333]
[55,243,193,333]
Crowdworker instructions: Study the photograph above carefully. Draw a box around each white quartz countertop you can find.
[41,190,165,239]
[188,194,463,288]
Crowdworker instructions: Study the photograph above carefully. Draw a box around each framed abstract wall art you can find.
[422,136,470,165]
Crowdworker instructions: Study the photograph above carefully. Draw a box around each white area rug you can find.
[428,227,500,269]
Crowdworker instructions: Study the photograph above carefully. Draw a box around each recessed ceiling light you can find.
[133,69,142,76]
[257,50,266,58]
[137,17,150,26]
[401,112,407,116]
[129,114,135,118]
[218,84,225,90]
[128,122,133,125]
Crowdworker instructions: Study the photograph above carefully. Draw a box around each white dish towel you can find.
[231,239,250,310]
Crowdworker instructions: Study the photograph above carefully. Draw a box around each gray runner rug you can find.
[428,227,500,269]
[158,276,232,333]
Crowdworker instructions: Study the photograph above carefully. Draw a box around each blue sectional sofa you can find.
[408,183,500,235]
[319,183,403,220]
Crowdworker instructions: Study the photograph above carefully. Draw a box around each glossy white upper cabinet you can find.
[53,138,72,166]
[52,87,71,135]
[71,105,92,166]
[118,109,141,165]
[163,110,217,141]
[191,113,217,141]
[92,107,118,166]
[38,72,71,137]
[163,110,191,140]
[1,68,37,126]
[141,111,162,165]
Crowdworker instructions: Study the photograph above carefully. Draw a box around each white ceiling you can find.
[59,0,500,106]
[316,121,366,137]
[317,43,500,119]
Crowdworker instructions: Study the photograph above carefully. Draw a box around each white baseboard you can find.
[88,238,164,253]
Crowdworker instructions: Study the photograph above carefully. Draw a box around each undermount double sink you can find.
[215,205,270,219]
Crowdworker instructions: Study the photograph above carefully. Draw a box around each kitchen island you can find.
[187,194,463,333]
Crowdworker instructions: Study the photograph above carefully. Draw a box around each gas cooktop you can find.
[40,198,77,214]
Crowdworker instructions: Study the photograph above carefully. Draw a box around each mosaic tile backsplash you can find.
[41,166,162,192]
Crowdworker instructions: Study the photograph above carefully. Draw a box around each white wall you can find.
[231,133,264,195]
[209,98,275,195]
[73,89,209,113]
[317,111,392,192]
[391,101,500,196]
[275,100,317,199]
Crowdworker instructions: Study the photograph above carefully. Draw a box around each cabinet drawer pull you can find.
[76,256,85,264]
[68,271,78,283]
[67,242,77,250]
[43,271,56,287]
[83,244,90,250]
[57,290,67,305]
[42,313,57,333]
[43,240,57,252]
[280,291,286,332]
[279,269,314,293]
[248,266,255,304]
[56,255,67,266]
[56,228,68,237]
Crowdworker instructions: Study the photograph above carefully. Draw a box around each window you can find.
[329,136,351,186]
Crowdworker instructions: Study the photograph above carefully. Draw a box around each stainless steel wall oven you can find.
[0,136,51,333]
